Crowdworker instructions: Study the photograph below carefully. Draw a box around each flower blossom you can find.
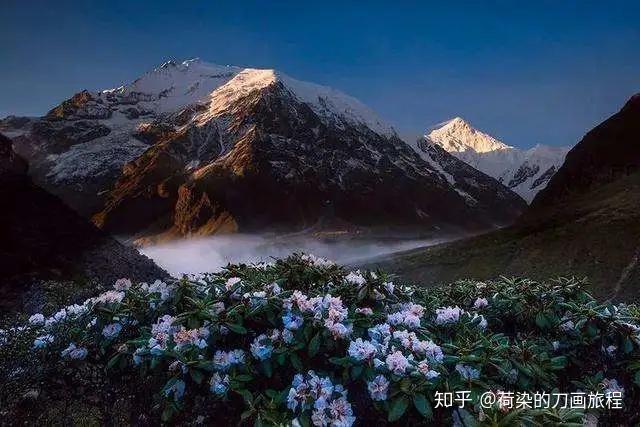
[172,327,209,349]
[435,306,464,325]
[164,379,186,400]
[367,375,389,401]
[417,359,440,379]
[114,278,132,291]
[92,290,125,305]
[250,334,273,360]
[225,277,242,290]
[287,371,354,426]
[601,378,624,397]
[141,280,175,302]
[61,342,88,360]
[33,334,54,348]
[385,351,409,375]
[368,323,391,343]
[283,312,304,330]
[344,271,366,286]
[102,322,123,339]
[455,363,480,380]
[28,313,45,325]
[347,338,377,361]
[214,349,245,370]
[301,254,335,268]
[473,297,489,309]
[210,372,230,395]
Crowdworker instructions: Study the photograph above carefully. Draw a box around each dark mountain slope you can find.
[526,93,640,220]
[0,134,167,312]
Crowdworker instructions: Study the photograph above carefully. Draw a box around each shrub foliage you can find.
[1,254,639,425]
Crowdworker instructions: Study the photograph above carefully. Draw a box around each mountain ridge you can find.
[1,59,526,242]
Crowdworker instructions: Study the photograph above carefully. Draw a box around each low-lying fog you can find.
[140,234,446,276]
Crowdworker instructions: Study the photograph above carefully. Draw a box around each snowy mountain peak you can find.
[428,117,512,153]
[99,59,395,137]
[415,119,570,203]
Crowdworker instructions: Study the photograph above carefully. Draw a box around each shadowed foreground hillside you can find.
[0,134,167,313]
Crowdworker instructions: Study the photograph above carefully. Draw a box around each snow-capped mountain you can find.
[418,117,570,202]
[1,59,525,241]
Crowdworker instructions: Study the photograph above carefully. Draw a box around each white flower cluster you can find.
[283,291,352,339]
[347,320,442,386]
[250,333,273,360]
[147,314,178,355]
[434,306,465,325]
[386,303,425,329]
[287,371,354,427]
[213,349,245,371]
[301,254,336,268]
[344,270,366,286]
[601,378,624,397]
[172,326,210,350]
[61,342,88,360]
[140,280,175,305]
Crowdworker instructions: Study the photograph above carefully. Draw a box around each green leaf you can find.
[308,333,321,357]
[351,365,363,380]
[265,389,279,399]
[290,352,304,371]
[262,360,273,378]
[550,356,568,369]
[240,409,254,421]
[455,408,478,427]
[190,369,204,384]
[399,377,412,393]
[161,405,175,422]
[329,357,350,366]
[535,312,549,329]
[226,323,247,334]
[237,389,254,404]
[413,393,432,419]
[357,284,369,301]
[106,353,123,371]
[388,396,409,422]
[298,414,311,427]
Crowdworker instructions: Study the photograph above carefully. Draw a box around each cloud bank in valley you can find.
[140,234,440,277]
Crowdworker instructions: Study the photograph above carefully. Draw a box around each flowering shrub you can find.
[1,254,640,425]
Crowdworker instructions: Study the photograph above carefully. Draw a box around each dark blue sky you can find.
[1,0,638,148]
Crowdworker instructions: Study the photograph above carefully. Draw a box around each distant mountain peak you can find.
[427,117,512,153]
[415,119,570,202]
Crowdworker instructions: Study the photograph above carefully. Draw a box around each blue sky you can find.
[1,0,638,148]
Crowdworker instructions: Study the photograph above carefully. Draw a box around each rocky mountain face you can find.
[366,95,640,300]
[421,117,569,202]
[0,133,167,312]
[1,60,526,242]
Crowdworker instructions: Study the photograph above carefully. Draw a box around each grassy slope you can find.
[364,172,640,301]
